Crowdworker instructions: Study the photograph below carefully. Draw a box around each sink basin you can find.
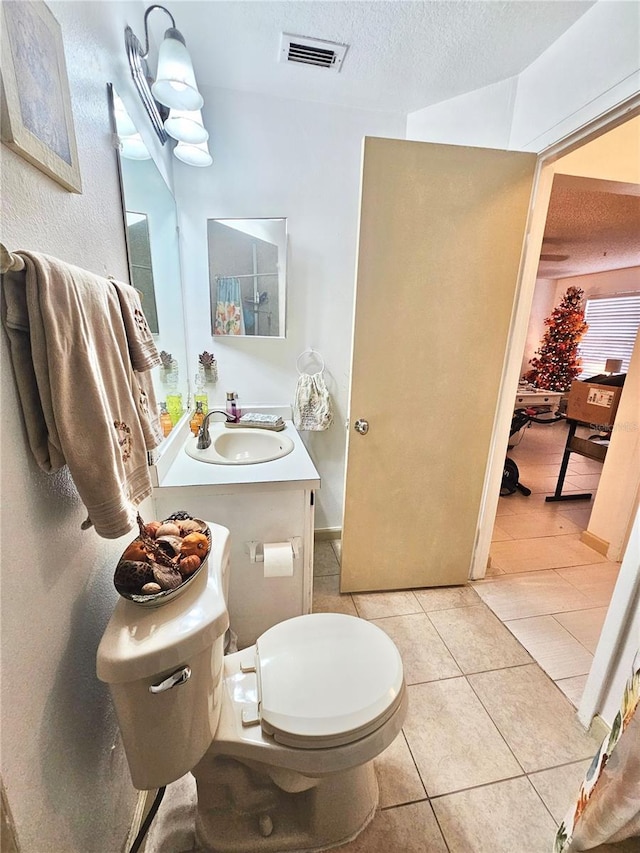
[185,427,294,465]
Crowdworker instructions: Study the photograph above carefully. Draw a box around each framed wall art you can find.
[0,1,82,192]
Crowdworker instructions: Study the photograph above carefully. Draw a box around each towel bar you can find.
[0,244,25,274]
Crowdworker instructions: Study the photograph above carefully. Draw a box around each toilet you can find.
[97,522,407,852]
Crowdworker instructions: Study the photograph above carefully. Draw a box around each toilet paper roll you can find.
[263,542,294,578]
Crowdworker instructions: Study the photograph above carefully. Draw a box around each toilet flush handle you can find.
[149,665,191,694]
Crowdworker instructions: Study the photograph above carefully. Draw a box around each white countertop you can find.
[155,421,321,493]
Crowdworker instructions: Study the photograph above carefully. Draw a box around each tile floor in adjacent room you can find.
[477,418,620,708]
[145,420,626,852]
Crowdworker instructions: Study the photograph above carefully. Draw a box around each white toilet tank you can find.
[97,523,230,790]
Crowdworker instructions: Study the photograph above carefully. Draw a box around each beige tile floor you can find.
[144,422,625,852]
[476,419,620,706]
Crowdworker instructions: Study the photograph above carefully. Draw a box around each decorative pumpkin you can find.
[144,521,162,539]
[122,540,149,563]
[180,532,209,558]
[179,554,201,577]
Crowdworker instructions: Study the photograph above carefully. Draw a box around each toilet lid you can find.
[255,613,404,748]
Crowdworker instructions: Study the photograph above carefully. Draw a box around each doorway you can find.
[480,115,640,709]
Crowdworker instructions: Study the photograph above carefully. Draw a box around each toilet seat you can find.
[254,613,404,749]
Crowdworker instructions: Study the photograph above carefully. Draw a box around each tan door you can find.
[341,138,538,592]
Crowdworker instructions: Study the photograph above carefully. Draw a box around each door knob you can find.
[354,419,369,435]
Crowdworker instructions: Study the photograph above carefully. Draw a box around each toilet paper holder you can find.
[246,538,301,563]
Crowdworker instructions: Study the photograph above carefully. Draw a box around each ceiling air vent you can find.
[279,33,348,72]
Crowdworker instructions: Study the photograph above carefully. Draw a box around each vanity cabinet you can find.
[151,421,320,649]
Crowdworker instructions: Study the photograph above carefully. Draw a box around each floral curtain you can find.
[555,656,640,852]
[214,277,245,336]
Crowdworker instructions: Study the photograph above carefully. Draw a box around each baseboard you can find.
[123,789,157,853]
[314,527,342,541]
[588,714,610,743]
[580,529,610,557]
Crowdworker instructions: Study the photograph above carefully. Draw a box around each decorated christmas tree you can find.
[524,286,588,391]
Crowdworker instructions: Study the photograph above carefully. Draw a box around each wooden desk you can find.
[545,418,608,503]
[514,389,562,411]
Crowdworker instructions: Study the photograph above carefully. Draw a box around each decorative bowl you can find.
[114,516,211,607]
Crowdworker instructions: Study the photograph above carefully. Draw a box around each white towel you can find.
[2,251,161,538]
[293,372,333,431]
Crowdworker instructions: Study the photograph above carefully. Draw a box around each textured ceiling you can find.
[538,176,640,279]
[151,0,595,113]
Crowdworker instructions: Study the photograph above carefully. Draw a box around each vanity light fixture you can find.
[173,139,213,168]
[125,3,212,165]
[120,134,152,160]
[164,108,209,144]
[113,94,137,137]
[112,92,152,160]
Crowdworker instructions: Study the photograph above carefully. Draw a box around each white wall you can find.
[0,2,154,850]
[406,1,640,155]
[174,85,405,529]
[510,0,640,152]
[406,77,517,148]
[551,266,640,306]
[520,278,557,377]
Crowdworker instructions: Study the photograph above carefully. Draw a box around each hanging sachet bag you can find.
[293,351,333,431]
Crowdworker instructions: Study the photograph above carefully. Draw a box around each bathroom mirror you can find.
[108,84,189,433]
[208,218,287,338]
[125,212,159,334]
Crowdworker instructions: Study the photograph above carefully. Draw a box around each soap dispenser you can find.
[226,392,240,422]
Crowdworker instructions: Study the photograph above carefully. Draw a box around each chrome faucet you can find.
[196,410,236,449]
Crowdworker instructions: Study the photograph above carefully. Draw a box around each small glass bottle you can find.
[194,370,209,414]
[159,402,173,437]
[226,391,239,422]
[162,356,183,425]
[166,392,184,425]
[190,400,205,435]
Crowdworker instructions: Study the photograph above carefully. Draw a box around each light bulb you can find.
[151,28,203,111]
[164,108,208,144]
[120,133,151,160]
[173,140,213,167]
[113,95,137,137]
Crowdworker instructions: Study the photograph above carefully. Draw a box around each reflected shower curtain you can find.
[555,656,640,852]
[214,277,245,336]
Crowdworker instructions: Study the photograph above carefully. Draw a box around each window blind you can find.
[578,294,640,378]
